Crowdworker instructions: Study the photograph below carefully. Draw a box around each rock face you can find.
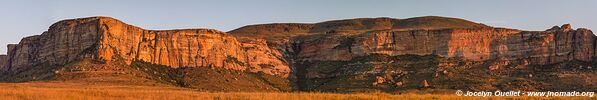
[0,16,596,92]
[0,55,6,69]
[303,26,596,65]
[228,16,597,91]
[0,17,289,77]
[230,16,596,66]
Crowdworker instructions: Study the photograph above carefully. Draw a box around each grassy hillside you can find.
[0,56,292,92]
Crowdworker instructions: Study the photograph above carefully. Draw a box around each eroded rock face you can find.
[347,26,596,65]
[265,24,595,67]
[229,17,597,92]
[237,38,290,76]
[0,17,289,77]
[97,18,247,70]
[2,17,102,73]
[1,16,595,87]
[0,55,6,70]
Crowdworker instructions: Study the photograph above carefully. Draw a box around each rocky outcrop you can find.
[1,16,596,92]
[329,25,595,65]
[0,55,6,69]
[0,17,289,77]
[237,38,289,76]
[231,17,595,66]
[97,18,247,70]
[2,18,103,73]
[225,16,597,92]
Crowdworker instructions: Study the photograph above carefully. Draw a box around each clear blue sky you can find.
[0,0,596,54]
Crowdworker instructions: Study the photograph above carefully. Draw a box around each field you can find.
[0,82,593,100]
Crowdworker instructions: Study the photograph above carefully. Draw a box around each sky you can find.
[0,0,596,54]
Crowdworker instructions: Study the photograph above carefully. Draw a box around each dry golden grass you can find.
[0,82,594,100]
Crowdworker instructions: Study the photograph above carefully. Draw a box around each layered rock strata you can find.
[230,17,595,66]
[0,16,595,80]
[0,17,289,77]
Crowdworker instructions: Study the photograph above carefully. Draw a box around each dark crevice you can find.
[410,30,417,39]
[570,31,577,60]
[593,37,597,57]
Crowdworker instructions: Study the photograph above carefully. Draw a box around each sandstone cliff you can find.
[1,16,596,92]
[229,16,597,91]
[294,25,596,65]
[230,16,596,65]
[0,17,289,77]
[0,55,6,69]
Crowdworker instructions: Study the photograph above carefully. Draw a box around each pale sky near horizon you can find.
[0,0,596,54]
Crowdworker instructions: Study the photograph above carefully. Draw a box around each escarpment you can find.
[0,55,6,69]
[0,16,596,92]
[349,26,596,65]
[0,17,289,78]
[229,16,597,91]
[230,16,596,65]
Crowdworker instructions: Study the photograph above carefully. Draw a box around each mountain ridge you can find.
[229,16,493,39]
[0,16,595,92]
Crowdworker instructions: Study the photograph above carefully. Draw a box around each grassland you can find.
[0,82,593,100]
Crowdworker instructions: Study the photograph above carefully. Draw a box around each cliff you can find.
[292,25,596,65]
[1,16,595,92]
[230,16,596,65]
[229,16,597,91]
[0,55,6,69]
[0,17,289,77]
